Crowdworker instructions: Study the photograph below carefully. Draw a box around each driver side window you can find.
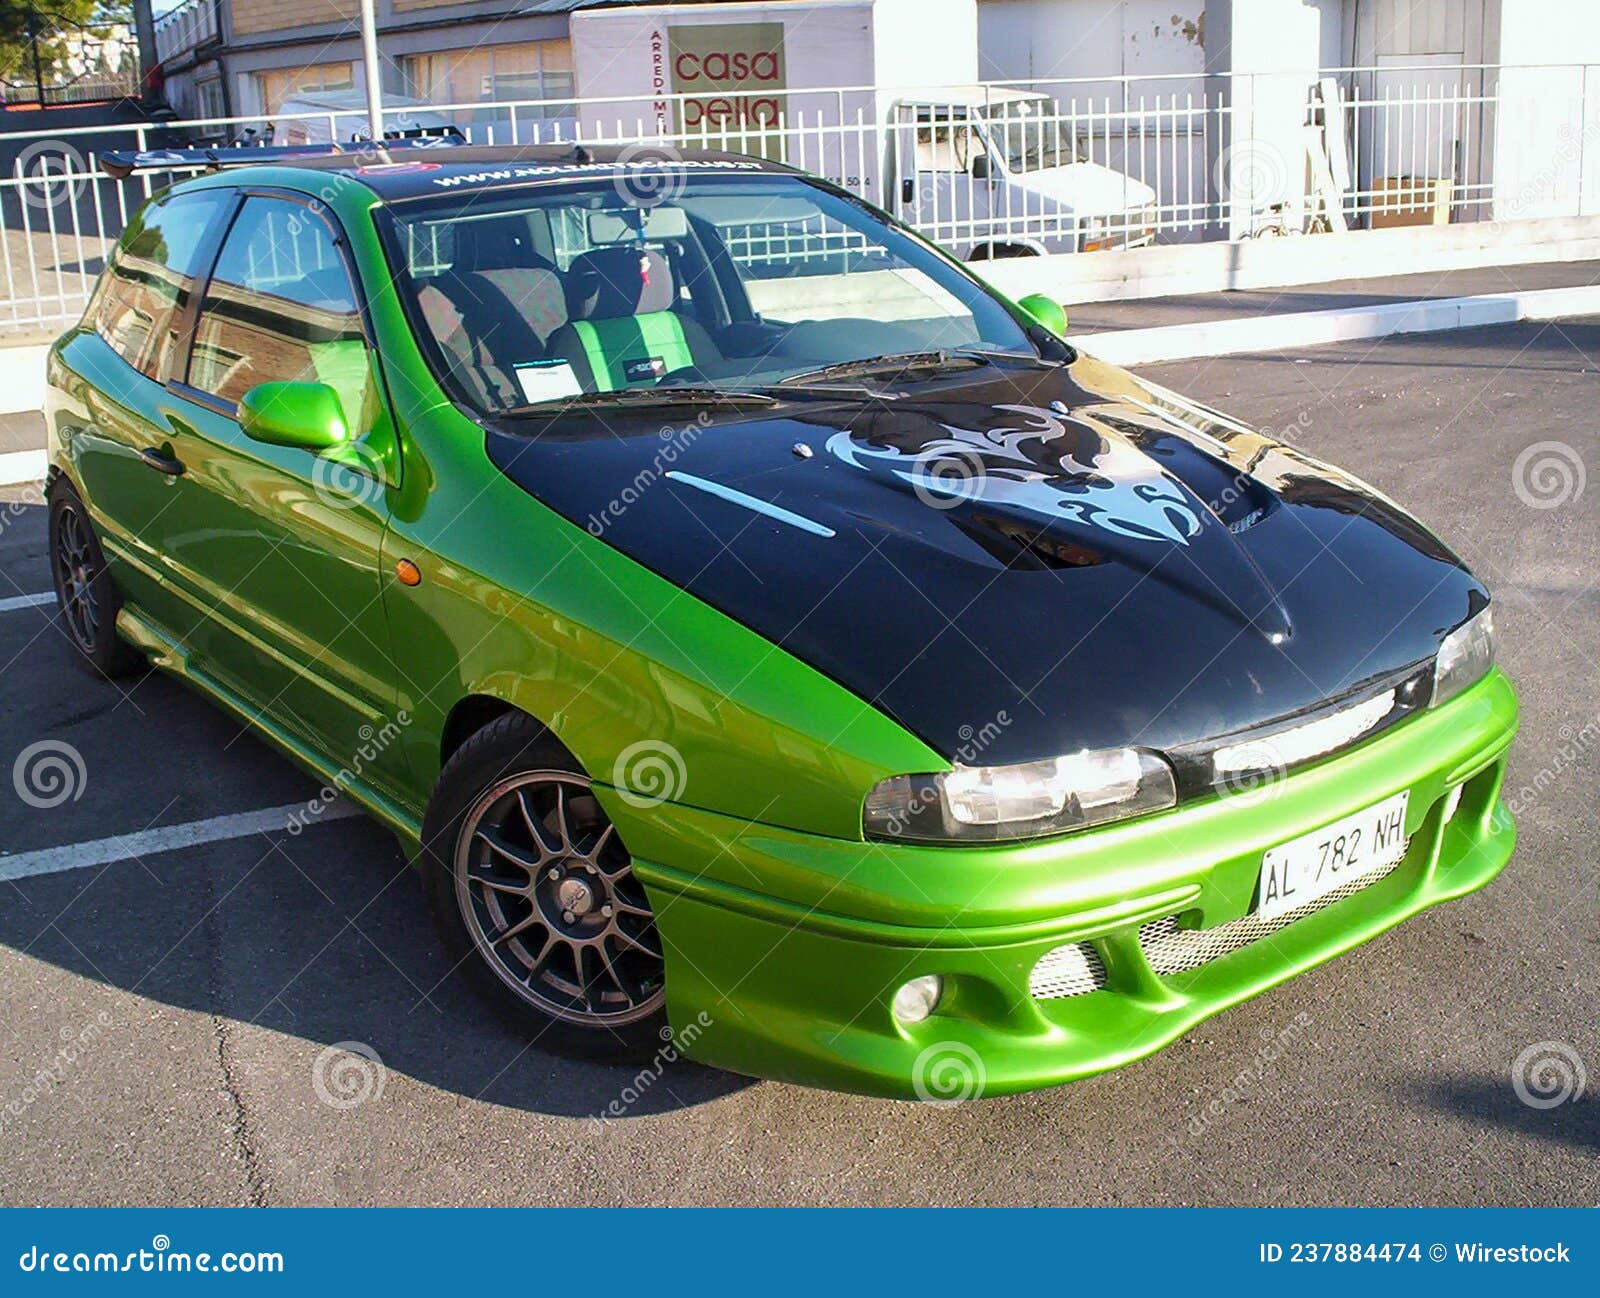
[189,196,374,433]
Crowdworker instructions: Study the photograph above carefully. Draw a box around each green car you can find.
[45,143,1516,1099]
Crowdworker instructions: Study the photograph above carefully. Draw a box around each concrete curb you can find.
[0,449,46,487]
[0,344,48,417]
[1065,282,1600,367]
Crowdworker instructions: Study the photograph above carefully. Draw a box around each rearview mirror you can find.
[587,205,690,244]
[970,152,993,181]
[1016,293,1068,338]
[238,381,349,452]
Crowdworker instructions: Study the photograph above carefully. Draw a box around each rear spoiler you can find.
[98,131,465,180]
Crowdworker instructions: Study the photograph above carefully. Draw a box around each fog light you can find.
[891,975,944,1024]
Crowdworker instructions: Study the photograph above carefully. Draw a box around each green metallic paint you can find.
[1015,292,1069,337]
[237,380,350,451]
[43,165,1522,1098]
[619,670,1516,1096]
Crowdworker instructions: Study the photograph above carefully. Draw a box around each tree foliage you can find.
[1,3,134,87]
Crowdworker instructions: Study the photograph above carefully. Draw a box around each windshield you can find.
[982,100,1078,173]
[381,171,1037,413]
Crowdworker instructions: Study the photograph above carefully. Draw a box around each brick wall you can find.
[230,0,359,37]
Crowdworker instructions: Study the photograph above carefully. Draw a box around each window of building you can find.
[93,190,231,383]
[189,197,374,431]
[254,62,355,116]
[401,40,574,128]
[195,78,227,122]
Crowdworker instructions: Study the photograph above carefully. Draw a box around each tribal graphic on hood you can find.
[824,403,1205,546]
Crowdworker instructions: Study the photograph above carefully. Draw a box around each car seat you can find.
[548,247,719,390]
[414,214,569,407]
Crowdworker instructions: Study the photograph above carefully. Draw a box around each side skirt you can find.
[115,605,425,854]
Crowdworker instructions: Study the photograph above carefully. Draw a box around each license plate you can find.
[1256,790,1410,921]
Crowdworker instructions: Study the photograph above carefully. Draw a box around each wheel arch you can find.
[438,692,586,773]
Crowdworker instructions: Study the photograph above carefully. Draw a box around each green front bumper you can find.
[603,670,1518,1099]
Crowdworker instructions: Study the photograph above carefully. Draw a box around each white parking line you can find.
[0,591,55,614]
[0,801,365,884]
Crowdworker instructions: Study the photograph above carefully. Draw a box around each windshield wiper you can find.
[502,386,779,415]
[776,350,989,388]
[775,348,1053,389]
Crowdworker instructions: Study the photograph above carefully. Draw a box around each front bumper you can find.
[604,670,1518,1099]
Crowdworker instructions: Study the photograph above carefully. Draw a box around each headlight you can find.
[1431,607,1495,708]
[863,748,1176,843]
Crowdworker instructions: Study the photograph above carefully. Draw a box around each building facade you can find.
[154,0,584,125]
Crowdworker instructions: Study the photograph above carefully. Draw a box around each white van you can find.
[272,89,456,146]
[886,86,1157,258]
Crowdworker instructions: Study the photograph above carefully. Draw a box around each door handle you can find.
[901,177,915,204]
[138,446,185,477]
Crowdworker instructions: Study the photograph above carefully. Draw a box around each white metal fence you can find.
[2,63,1596,333]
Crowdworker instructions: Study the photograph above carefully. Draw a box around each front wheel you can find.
[420,713,668,1062]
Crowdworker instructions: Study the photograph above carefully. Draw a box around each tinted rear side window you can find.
[94,190,229,382]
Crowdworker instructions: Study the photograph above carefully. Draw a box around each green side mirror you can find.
[238,381,349,452]
[1016,293,1069,338]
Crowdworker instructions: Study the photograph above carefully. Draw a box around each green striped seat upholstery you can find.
[550,248,717,390]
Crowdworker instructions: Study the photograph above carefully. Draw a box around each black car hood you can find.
[485,356,1483,768]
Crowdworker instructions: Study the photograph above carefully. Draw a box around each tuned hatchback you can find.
[44,143,1516,1098]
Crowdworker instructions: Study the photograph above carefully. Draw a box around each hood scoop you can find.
[956,512,1104,571]
[827,399,1293,642]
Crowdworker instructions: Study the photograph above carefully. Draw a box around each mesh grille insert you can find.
[1140,851,1407,977]
[1029,843,1408,1000]
[1028,940,1108,1000]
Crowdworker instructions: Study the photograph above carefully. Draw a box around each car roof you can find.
[238,143,797,202]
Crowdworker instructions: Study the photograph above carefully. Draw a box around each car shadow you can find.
[0,810,754,1119]
[1405,1077,1599,1154]
[0,532,752,1120]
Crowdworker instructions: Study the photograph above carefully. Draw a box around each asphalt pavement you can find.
[0,318,1595,1206]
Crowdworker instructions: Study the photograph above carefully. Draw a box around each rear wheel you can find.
[47,478,142,679]
[421,713,668,1061]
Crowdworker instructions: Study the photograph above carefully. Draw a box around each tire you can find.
[47,477,143,679]
[420,712,668,1062]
